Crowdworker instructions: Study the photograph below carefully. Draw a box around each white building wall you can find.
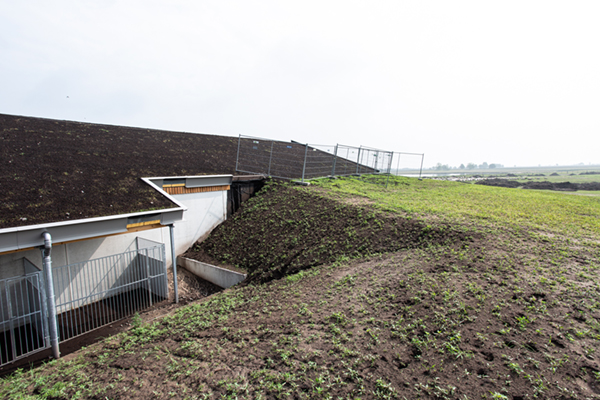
[170,190,228,256]
[0,186,228,317]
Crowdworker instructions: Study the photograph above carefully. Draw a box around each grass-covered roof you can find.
[0,114,238,229]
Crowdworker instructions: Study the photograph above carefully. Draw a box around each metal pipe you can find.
[41,232,60,359]
[169,225,179,303]
[419,154,425,180]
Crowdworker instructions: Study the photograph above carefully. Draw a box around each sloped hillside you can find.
[2,177,600,399]
[186,181,475,284]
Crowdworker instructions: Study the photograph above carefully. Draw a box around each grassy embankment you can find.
[2,176,600,399]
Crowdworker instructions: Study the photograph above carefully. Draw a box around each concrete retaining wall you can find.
[177,256,246,289]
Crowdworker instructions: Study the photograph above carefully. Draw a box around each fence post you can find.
[235,135,241,172]
[396,152,401,176]
[5,280,17,360]
[169,225,179,304]
[301,143,309,182]
[386,151,393,188]
[355,147,362,175]
[268,141,274,176]
[331,144,338,177]
[419,154,425,179]
[386,151,394,175]
[144,248,153,307]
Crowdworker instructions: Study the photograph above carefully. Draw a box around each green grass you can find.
[2,176,600,399]
[312,175,600,239]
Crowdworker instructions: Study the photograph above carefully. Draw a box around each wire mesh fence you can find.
[390,152,426,178]
[236,135,410,185]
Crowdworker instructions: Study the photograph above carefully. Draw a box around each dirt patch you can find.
[188,181,476,285]
[477,178,600,191]
[0,265,221,377]
[6,226,599,399]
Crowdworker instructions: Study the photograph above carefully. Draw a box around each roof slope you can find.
[0,114,238,229]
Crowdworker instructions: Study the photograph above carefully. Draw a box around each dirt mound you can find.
[477,179,600,191]
[475,178,521,188]
[523,181,578,191]
[187,181,475,284]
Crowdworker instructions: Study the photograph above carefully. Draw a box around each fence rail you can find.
[0,241,168,367]
[236,135,424,185]
[53,244,167,342]
[0,272,47,367]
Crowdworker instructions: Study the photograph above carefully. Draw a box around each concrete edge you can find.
[177,256,246,289]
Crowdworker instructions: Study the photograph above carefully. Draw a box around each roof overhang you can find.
[0,174,232,255]
[0,207,185,254]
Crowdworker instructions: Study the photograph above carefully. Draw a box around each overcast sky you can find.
[2,1,599,169]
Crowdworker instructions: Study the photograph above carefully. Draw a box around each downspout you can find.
[41,232,60,359]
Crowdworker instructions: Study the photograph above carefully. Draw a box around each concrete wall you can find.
[178,256,246,288]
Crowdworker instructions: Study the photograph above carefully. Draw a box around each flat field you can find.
[2,176,600,399]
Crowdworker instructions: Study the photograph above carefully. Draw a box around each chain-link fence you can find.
[236,135,424,185]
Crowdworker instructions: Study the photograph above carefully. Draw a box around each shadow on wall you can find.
[228,177,266,217]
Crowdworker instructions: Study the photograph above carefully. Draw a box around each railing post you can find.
[396,152,401,176]
[5,280,17,361]
[268,141,274,176]
[386,151,393,188]
[419,154,425,180]
[144,248,153,307]
[169,225,179,304]
[356,147,362,175]
[301,143,309,182]
[235,135,242,172]
[331,144,338,177]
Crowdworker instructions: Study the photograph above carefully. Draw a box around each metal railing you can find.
[0,240,169,366]
[52,243,167,342]
[0,271,48,367]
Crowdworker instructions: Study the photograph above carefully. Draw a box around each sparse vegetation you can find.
[2,175,600,399]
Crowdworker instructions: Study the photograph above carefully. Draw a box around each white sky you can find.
[1,1,599,168]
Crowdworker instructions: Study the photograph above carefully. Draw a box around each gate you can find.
[52,243,168,342]
[0,241,168,366]
[0,272,48,366]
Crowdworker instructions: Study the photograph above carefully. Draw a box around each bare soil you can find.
[2,181,600,399]
[477,178,600,191]
[189,182,476,285]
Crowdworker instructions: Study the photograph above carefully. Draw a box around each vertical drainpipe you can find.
[169,225,179,304]
[41,232,60,359]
